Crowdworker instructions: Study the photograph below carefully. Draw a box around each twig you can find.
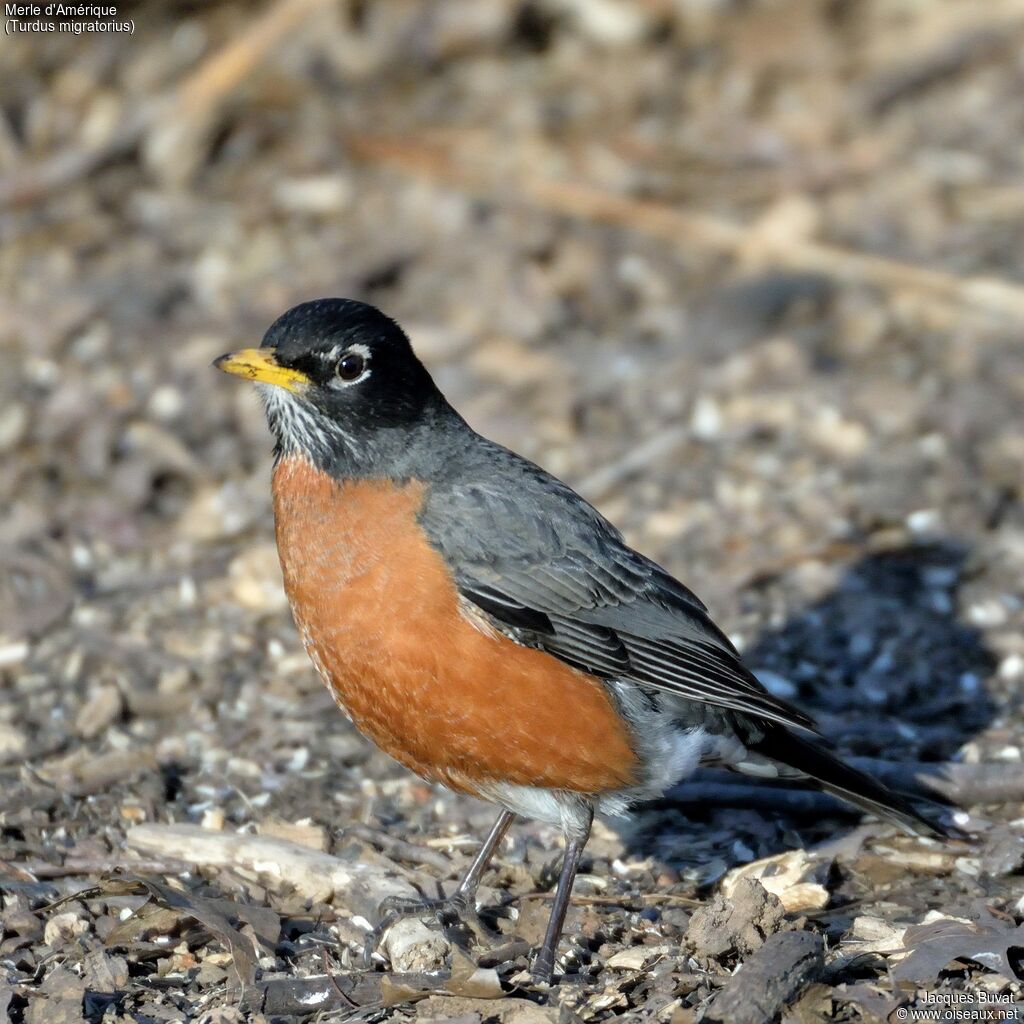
[349,135,1024,323]
[125,824,413,915]
[507,890,700,909]
[850,757,1024,807]
[125,823,454,970]
[143,0,336,185]
[243,972,425,1015]
[577,425,690,501]
[0,116,145,208]
[343,824,453,873]
[862,23,1023,114]
[7,857,192,880]
[319,946,359,1009]
[177,0,329,118]
[36,749,158,798]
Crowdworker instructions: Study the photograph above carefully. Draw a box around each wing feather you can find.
[421,453,816,734]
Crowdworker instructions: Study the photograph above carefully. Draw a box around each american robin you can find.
[215,298,951,982]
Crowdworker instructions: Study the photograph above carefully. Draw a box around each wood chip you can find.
[721,850,830,913]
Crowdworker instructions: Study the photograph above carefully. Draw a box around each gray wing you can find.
[420,451,816,733]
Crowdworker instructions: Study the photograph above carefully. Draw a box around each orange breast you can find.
[271,456,639,795]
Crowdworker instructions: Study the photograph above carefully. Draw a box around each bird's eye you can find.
[336,350,366,382]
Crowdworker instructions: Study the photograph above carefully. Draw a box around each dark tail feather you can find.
[746,723,959,839]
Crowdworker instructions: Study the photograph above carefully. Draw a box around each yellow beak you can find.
[213,348,310,392]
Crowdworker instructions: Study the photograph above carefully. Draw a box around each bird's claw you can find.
[378,891,470,921]
[362,890,475,968]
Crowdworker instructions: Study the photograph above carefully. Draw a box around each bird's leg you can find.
[531,804,593,984]
[363,809,515,966]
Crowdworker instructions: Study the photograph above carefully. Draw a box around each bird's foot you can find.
[377,890,472,929]
[530,946,555,985]
[363,890,492,967]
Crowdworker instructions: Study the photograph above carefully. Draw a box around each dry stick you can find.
[125,824,454,970]
[0,115,146,209]
[8,857,193,880]
[862,21,1024,114]
[0,0,333,207]
[508,891,700,909]
[173,0,329,118]
[577,424,690,501]
[852,757,1024,807]
[125,824,414,913]
[344,824,453,873]
[318,946,359,1010]
[349,136,1024,323]
[144,0,334,184]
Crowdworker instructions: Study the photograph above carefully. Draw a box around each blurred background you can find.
[3,0,1024,1019]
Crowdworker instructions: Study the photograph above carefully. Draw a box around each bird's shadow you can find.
[622,539,996,873]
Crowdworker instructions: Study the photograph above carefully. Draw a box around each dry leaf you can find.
[721,850,830,912]
[604,945,675,971]
[91,876,280,993]
[892,907,1024,984]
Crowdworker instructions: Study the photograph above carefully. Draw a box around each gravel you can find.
[2,1,1024,1020]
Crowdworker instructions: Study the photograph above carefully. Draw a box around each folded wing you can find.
[421,466,816,733]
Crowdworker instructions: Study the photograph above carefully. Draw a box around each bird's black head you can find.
[215,298,453,475]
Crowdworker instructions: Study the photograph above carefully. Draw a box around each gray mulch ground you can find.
[2,1,1024,1021]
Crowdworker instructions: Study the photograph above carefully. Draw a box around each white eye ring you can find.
[331,344,371,387]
